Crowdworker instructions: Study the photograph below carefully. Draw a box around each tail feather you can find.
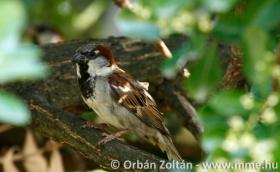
[156,132,182,161]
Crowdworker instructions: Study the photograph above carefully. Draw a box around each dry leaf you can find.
[1,148,19,172]
[47,149,64,172]
[23,130,48,172]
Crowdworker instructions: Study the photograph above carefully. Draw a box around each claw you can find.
[98,129,128,145]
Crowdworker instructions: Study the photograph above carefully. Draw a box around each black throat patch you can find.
[78,64,96,99]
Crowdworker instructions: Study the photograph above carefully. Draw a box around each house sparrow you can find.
[72,44,182,161]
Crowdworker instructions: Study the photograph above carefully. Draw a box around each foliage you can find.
[1,0,280,171]
[23,0,109,38]
[0,0,47,126]
[116,0,280,171]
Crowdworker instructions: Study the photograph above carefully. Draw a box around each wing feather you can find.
[109,69,168,134]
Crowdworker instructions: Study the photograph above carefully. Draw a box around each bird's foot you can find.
[98,129,128,145]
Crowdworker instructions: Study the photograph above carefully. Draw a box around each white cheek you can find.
[96,67,114,76]
[87,58,114,76]
[87,60,100,75]
[76,64,81,78]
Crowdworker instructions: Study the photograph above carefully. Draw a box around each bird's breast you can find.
[80,77,145,130]
[81,77,124,128]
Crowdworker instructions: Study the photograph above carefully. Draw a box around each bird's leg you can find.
[98,128,128,145]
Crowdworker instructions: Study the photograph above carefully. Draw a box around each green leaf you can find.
[245,0,280,31]
[139,0,194,18]
[242,27,267,79]
[199,106,229,137]
[275,95,280,117]
[161,33,205,78]
[185,43,222,102]
[0,45,48,83]
[0,91,30,126]
[208,90,246,116]
[213,13,244,42]
[253,123,274,139]
[0,0,26,51]
[117,19,160,40]
[275,132,280,164]
[202,0,239,13]
[117,9,160,40]
[80,111,97,121]
[73,0,108,31]
[214,0,280,42]
[161,43,191,78]
[241,26,273,98]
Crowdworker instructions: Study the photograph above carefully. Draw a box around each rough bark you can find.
[29,95,162,171]
[221,46,245,89]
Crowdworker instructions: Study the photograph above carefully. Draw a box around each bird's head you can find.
[72,44,116,77]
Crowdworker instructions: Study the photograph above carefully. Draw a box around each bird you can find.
[72,44,182,161]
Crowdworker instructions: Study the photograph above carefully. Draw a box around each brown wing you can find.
[109,69,168,135]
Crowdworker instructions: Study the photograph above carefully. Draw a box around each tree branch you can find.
[29,94,162,171]
[158,80,203,140]
[3,36,201,170]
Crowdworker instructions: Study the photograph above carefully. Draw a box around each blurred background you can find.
[0,0,280,172]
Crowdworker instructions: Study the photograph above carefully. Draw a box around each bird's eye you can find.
[80,51,93,57]
[88,50,99,58]
[89,51,96,57]
[79,49,99,60]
